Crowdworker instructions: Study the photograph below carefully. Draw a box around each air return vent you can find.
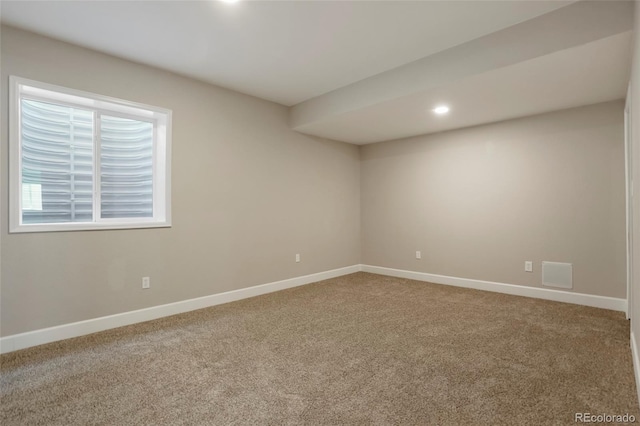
[542,262,573,289]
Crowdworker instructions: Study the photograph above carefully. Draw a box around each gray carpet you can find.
[1,272,638,425]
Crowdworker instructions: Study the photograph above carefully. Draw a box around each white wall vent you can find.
[542,261,573,289]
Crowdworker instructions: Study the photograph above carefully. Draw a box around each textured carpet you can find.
[1,272,638,425]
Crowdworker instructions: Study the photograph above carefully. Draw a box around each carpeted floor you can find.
[1,272,638,425]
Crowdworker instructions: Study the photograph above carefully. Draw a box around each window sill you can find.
[9,220,172,234]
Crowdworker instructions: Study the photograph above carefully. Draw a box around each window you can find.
[9,76,172,233]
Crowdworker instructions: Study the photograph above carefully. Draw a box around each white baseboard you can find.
[2,264,626,354]
[631,331,640,409]
[0,265,361,354]
[361,265,627,312]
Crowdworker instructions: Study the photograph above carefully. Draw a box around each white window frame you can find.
[9,76,172,233]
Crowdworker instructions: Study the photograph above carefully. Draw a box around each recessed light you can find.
[220,0,240,3]
[433,105,450,115]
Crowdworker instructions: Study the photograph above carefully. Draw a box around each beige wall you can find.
[1,23,631,338]
[361,101,627,298]
[0,26,361,336]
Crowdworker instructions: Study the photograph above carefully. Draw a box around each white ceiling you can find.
[1,0,634,144]
[294,32,632,144]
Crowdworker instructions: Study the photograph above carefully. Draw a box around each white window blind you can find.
[10,76,172,233]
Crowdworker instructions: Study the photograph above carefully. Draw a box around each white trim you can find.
[0,265,361,354]
[361,265,627,312]
[625,83,632,319]
[631,331,640,408]
[2,264,628,354]
[14,76,170,117]
[10,221,172,234]
[9,76,21,233]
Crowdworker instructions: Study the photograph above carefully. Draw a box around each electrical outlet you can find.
[295,253,300,263]
[416,251,421,259]
[524,261,533,273]
[142,276,150,289]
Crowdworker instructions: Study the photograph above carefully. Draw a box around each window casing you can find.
[10,76,172,233]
